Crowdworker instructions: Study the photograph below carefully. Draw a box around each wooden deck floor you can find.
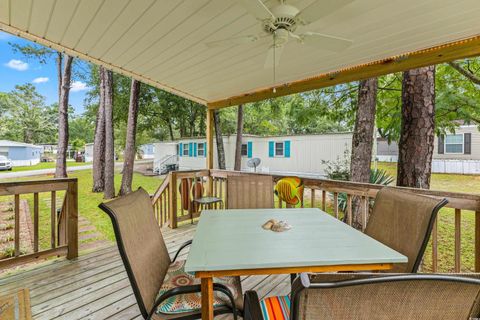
[0,224,290,320]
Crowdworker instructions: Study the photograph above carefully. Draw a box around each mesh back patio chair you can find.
[99,188,242,320]
[244,273,480,320]
[366,187,448,273]
[227,175,274,209]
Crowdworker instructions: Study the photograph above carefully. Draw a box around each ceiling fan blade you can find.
[238,0,275,21]
[206,34,261,48]
[296,0,354,25]
[264,45,284,69]
[299,32,352,51]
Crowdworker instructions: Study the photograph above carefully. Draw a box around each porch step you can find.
[79,225,96,233]
[79,232,103,242]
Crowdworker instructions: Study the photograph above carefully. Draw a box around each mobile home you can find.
[377,125,480,174]
[0,140,42,166]
[154,133,352,177]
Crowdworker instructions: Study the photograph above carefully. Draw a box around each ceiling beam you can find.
[207,34,480,109]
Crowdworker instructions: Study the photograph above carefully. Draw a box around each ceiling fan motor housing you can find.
[263,4,299,34]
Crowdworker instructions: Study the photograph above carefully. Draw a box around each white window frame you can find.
[182,143,189,156]
[274,141,285,157]
[197,143,205,157]
[444,133,464,154]
[241,143,248,157]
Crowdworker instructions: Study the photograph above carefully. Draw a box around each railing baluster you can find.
[432,217,438,272]
[14,194,20,257]
[51,191,56,249]
[455,208,461,272]
[362,196,368,231]
[34,192,39,253]
[347,194,352,226]
[476,210,480,272]
[322,190,326,211]
[311,189,315,208]
[333,192,339,219]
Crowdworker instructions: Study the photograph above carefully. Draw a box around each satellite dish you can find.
[247,158,261,172]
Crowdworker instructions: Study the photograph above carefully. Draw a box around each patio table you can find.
[185,208,407,320]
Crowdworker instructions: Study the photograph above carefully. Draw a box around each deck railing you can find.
[152,170,480,273]
[0,178,78,269]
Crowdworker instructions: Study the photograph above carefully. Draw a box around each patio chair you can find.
[244,273,480,320]
[366,187,448,273]
[99,188,242,320]
[227,175,274,209]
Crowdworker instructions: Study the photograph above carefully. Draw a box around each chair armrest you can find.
[172,240,193,262]
[243,290,264,320]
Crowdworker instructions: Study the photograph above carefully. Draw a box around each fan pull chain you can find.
[273,31,276,93]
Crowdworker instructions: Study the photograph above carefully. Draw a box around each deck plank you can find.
[0,223,290,320]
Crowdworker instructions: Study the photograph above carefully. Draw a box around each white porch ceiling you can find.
[1,0,480,105]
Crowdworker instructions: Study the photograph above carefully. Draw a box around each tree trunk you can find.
[55,55,73,178]
[168,120,174,141]
[56,53,62,103]
[119,79,141,196]
[213,110,226,170]
[92,68,106,192]
[234,104,243,171]
[103,68,115,199]
[350,78,378,229]
[397,66,436,189]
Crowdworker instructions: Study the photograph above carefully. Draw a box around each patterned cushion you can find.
[155,260,241,314]
[260,296,291,320]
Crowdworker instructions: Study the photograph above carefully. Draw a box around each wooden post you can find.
[475,210,480,272]
[206,107,214,196]
[454,209,461,272]
[33,193,39,253]
[66,180,78,259]
[51,191,56,249]
[169,172,178,229]
[14,194,20,257]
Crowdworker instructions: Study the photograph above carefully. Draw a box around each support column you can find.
[206,107,214,195]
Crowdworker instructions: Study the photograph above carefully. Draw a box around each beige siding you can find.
[433,126,480,160]
[175,133,352,176]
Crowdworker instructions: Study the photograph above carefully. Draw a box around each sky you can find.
[0,30,90,114]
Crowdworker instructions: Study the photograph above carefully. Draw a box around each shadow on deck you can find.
[0,223,289,320]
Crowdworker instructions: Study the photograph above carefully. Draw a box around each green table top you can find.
[185,208,407,274]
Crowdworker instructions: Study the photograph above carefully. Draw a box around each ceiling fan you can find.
[206,0,354,69]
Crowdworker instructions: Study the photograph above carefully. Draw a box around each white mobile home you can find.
[154,133,352,177]
[377,125,480,174]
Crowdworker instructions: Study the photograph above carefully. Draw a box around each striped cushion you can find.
[260,296,291,320]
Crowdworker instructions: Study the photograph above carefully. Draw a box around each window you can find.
[275,142,284,157]
[182,143,189,156]
[241,143,248,157]
[197,143,205,157]
[445,134,464,154]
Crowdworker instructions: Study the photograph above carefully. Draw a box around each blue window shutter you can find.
[268,141,274,158]
[194,143,197,157]
[179,143,183,157]
[285,140,291,158]
[189,142,193,157]
[204,142,207,157]
[247,141,253,158]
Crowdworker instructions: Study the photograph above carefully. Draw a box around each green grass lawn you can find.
[0,161,91,173]
[0,169,163,252]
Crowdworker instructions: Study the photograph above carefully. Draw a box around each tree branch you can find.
[448,61,480,85]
